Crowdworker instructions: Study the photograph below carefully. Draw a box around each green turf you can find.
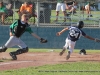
[6,48,100,53]
[4,10,100,25]
[51,10,100,25]
[1,62,100,75]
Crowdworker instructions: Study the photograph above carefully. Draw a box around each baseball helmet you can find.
[79,49,86,55]
[77,21,84,29]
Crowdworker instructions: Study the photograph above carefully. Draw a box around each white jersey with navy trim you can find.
[67,26,86,41]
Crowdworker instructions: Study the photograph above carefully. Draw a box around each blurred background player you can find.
[66,0,77,14]
[55,0,67,22]
[18,2,32,19]
[0,1,6,24]
[56,21,100,60]
[85,1,93,17]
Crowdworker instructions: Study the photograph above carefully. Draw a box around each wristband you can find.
[94,38,97,42]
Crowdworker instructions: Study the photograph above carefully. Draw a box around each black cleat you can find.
[9,52,17,60]
[66,51,70,60]
[90,15,93,17]
[87,15,93,17]
[59,50,65,56]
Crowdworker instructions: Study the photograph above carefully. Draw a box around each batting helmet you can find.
[77,21,84,29]
[79,49,86,55]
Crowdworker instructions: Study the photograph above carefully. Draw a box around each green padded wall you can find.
[0,26,100,49]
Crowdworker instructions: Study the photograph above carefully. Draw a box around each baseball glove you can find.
[94,38,100,42]
[40,38,48,43]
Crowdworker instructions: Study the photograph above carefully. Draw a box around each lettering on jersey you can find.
[69,28,80,39]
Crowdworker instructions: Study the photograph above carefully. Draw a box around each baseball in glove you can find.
[40,38,48,43]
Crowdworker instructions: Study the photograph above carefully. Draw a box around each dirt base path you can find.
[0,52,100,71]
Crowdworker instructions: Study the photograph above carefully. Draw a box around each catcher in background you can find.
[56,21,100,60]
[0,14,47,60]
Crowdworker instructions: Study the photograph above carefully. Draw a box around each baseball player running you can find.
[0,14,47,60]
[56,21,100,60]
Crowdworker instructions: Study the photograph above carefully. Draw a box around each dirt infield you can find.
[0,51,100,71]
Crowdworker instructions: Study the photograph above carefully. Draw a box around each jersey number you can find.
[70,30,79,38]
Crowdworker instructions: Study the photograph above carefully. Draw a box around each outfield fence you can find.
[0,1,100,74]
[0,0,100,27]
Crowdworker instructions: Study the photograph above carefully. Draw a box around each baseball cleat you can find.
[9,52,17,60]
[59,50,65,56]
[66,51,70,60]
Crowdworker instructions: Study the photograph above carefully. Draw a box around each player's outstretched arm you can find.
[31,33,41,40]
[56,27,68,36]
[84,35,100,42]
[9,32,13,36]
[31,33,47,43]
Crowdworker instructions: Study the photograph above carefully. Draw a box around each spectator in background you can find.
[55,0,66,22]
[19,2,32,19]
[85,1,93,17]
[66,1,77,14]
[6,3,13,17]
[0,1,6,24]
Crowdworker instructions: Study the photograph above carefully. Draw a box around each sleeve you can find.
[81,30,86,36]
[67,26,72,30]
[9,20,18,32]
[19,5,24,12]
[4,6,7,13]
[25,26,33,34]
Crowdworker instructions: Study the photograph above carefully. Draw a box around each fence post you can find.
[36,0,40,27]
[13,0,16,22]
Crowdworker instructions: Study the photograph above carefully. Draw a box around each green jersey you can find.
[57,0,64,3]
[10,20,33,37]
[0,6,6,13]
[85,2,90,5]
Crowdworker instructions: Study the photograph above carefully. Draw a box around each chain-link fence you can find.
[0,0,100,27]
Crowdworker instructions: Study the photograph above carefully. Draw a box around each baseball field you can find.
[0,48,100,75]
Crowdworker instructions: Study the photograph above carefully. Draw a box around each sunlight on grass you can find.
[1,62,100,75]
[6,48,100,53]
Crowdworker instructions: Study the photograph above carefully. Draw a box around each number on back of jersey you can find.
[69,29,80,38]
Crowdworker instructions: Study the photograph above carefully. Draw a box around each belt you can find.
[13,35,19,38]
[71,40,76,42]
[67,38,76,42]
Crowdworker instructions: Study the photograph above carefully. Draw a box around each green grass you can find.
[51,10,100,25]
[4,10,100,25]
[28,48,100,53]
[1,62,100,75]
[6,48,100,53]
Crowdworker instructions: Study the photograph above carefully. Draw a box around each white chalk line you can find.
[0,61,33,66]
[0,53,57,66]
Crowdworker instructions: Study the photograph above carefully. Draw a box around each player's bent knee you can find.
[15,47,29,55]
[0,46,7,52]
